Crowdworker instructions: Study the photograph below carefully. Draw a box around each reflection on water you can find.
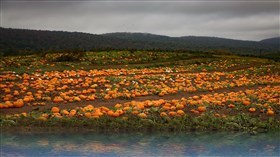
[1,131,279,157]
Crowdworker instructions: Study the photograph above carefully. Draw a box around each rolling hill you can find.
[104,33,279,54]
[0,27,279,56]
[260,37,280,45]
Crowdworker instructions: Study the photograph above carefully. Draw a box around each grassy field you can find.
[1,51,279,133]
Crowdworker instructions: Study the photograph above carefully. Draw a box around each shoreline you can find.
[1,126,278,134]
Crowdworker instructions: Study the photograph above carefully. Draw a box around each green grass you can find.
[1,112,279,133]
[1,50,277,74]
[0,50,216,73]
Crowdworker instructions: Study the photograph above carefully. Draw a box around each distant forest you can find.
[0,27,279,56]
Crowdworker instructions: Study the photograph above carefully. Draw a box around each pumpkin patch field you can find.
[1,51,279,133]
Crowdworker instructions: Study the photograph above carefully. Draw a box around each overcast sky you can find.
[1,0,279,41]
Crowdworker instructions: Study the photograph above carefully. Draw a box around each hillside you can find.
[0,27,147,55]
[0,27,279,56]
[104,33,279,54]
[260,37,280,45]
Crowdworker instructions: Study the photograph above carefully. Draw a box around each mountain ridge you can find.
[0,27,279,56]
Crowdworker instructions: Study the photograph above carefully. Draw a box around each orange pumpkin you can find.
[0,103,4,109]
[13,90,20,96]
[198,106,206,112]
[266,110,274,116]
[160,112,168,117]
[132,110,139,115]
[69,109,77,117]
[13,99,24,108]
[123,106,131,111]
[168,111,177,116]
[112,112,120,118]
[61,109,69,115]
[23,97,31,102]
[21,112,27,117]
[170,106,176,111]
[138,113,147,118]
[5,101,14,108]
[115,103,122,108]
[107,110,114,117]
[53,113,62,118]
[74,97,81,102]
[177,110,185,116]
[84,112,92,118]
[193,96,200,100]
[53,96,64,103]
[242,100,250,106]
[51,107,60,113]
[176,104,184,110]
[92,112,101,117]
[248,108,256,113]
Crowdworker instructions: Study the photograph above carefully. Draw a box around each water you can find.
[1,131,279,157]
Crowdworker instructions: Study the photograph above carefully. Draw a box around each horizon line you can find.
[1,26,279,42]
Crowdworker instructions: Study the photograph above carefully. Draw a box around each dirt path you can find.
[1,83,277,115]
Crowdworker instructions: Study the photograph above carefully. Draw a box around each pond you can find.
[1,131,279,157]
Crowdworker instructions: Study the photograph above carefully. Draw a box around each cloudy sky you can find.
[1,0,279,41]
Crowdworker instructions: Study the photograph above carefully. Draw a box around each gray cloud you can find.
[1,0,279,40]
